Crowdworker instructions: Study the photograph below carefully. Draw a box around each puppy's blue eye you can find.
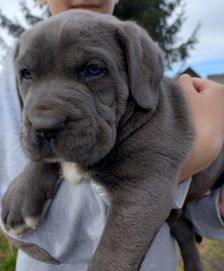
[85,65,104,78]
[21,68,32,80]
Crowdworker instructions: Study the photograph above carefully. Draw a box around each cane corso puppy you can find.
[2,10,224,271]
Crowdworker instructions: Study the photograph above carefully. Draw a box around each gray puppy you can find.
[2,10,224,271]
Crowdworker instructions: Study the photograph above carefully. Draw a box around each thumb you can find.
[192,77,207,93]
[178,74,200,99]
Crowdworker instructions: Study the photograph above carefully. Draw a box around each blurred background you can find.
[0,0,224,79]
[0,0,224,270]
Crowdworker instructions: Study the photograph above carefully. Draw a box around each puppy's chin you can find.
[23,134,114,165]
[49,140,110,165]
[25,144,102,165]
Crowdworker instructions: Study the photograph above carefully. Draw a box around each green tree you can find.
[0,0,49,36]
[0,0,49,63]
[114,0,199,69]
[0,0,199,69]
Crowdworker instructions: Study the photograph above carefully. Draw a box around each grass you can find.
[0,233,17,271]
[0,232,224,271]
[200,239,224,271]
[178,239,224,271]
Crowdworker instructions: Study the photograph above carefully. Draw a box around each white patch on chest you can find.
[61,162,90,185]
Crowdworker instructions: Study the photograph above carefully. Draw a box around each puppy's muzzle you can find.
[31,115,65,140]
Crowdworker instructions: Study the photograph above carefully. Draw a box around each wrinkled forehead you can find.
[15,10,122,71]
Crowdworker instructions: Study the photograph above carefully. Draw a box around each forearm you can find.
[178,75,224,181]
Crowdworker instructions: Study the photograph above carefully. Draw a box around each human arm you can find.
[178,74,224,181]
[177,75,224,238]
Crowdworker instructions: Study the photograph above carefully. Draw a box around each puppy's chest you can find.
[61,162,91,184]
[61,159,115,186]
[61,162,110,203]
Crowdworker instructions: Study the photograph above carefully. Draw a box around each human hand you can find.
[178,74,224,181]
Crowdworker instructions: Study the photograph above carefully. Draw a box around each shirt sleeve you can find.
[185,188,224,240]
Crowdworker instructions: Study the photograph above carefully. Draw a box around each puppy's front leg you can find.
[1,161,59,235]
[88,177,176,271]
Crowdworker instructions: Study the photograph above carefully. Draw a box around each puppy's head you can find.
[14,10,164,165]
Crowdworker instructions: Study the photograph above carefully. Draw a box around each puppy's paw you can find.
[1,178,46,236]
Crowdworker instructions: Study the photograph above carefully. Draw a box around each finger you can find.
[192,77,207,93]
[178,74,193,86]
[178,74,200,99]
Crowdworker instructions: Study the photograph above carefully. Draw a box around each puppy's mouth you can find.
[36,132,58,153]
[24,132,60,162]
[21,104,116,164]
[22,115,68,160]
[22,116,98,163]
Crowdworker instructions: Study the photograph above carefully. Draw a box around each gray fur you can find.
[3,10,220,271]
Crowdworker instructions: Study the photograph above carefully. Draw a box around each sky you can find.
[0,0,223,78]
[167,0,224,77]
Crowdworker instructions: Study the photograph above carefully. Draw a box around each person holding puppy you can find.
[0,1,224,271]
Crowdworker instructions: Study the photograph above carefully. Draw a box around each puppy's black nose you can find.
[32,116,65,139]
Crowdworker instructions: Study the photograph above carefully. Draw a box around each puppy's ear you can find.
[117,21,164,110]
